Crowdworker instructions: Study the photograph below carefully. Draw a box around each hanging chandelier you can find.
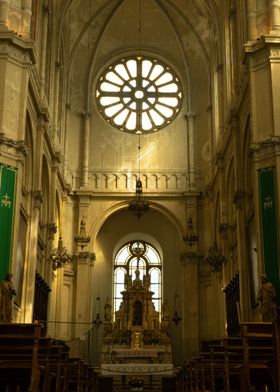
[48,236,72,271]
[129,177,149,218]
[205,242,227,272]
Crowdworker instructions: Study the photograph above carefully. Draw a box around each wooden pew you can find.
[0,324,96,392]
[238,322,274,392]
[273,306,280,391]
[181,320,278,392]
[0,323,43,392]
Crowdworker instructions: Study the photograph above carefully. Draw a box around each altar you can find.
[101,268,173,376]
[101,363,174,376]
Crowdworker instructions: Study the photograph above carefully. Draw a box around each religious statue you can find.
[104,298,112,323]
[143,273,150,289]
[257,275,276,322]
[125,273,132,289]
[0,273,16,323]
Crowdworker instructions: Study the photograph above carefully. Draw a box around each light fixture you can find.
[93,296,102,328]
[172,292,182,325]
[183,216,198,247]
[205,242,227,272]
[128,131,149,218]
[49,236,72,271]
[129,178,150,218]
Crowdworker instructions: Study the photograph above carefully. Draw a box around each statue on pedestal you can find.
[257,275,276,322]
[0,273,16,323]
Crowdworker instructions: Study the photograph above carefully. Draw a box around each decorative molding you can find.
[245,36,280,68]
[270,47,280,58]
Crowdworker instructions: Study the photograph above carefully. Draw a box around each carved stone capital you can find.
[180,251,202,265]
[73,252,96,266]
[42,3,49,14]
[233,190,246,209]
[219,223,229,239]
[21,185,30,198]
[82,111,91,118]
[184,112,196,121]
[216,152,224,169]
[34,190,43,209]
[48,223,57,240]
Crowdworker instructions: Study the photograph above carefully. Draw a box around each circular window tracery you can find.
[96,56,183,134]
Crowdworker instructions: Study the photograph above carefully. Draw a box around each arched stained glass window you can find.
[114,240,162,314]
[96,56,182,134]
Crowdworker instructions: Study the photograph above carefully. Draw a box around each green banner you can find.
[0,163,17,280]
[259,167,280,304]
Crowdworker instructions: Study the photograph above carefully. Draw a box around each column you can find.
[21,0,32,37]
[184,113,195,189]
[0,32,34,140]
[232,115,251,321]
[247,7,257,40]
[81,112,90,187]
[0,0,10,28]
[39,3,49,99]
[53,60,62,139]
[22,118,45,322]
[271,0,280,32]
[245,38,280,306]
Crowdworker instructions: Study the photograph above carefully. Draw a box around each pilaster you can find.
[73,251,95,337]
[0,30,35,141]
[245,36,280,141]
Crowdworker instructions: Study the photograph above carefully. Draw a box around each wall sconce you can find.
[205,242,227,272]
[92,296,102,328]
[172,293,182,325]
[183,216,198,247]
[48,236,72,271]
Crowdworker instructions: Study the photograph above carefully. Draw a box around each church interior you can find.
[1,0,280,391]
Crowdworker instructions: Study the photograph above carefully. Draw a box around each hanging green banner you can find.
[259,167,280,304]
[0,163,17,280]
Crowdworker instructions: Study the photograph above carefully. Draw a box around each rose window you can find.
[96,56,182,134]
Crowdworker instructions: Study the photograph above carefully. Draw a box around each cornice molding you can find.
[0,30,36,65]
[245,35,280,69]
[0,133,28,160]
[250,136,280,160]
